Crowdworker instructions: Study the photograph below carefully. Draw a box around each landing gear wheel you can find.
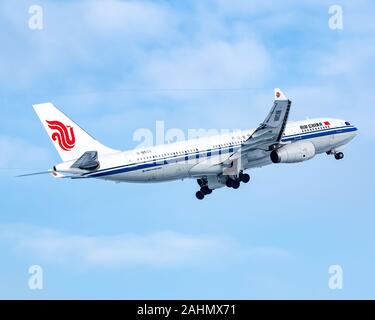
[241,173,250,183]
[201,186,212,195]
[197,179,204,187]
[195,191,205,200]
[335,152,344,160]
[232,180,240,189]
[226,179,233,188]
[239,172,244,181]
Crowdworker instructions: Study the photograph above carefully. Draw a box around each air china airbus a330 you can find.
[20,89,357,200]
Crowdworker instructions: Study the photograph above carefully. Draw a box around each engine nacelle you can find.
[270,141,316,163]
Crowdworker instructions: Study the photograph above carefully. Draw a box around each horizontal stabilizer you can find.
[16,169,87,179]
[16,170,52,177]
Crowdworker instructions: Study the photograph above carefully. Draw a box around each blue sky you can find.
[0,0,374,299]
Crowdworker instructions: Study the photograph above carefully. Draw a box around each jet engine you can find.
[270,141,315,163]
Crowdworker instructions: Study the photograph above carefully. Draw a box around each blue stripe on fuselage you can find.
[85,126,357,178]
[281,126,357,142]
[86,146,240,178]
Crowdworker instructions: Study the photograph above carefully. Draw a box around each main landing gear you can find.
[327,150,344,160]
[195,178,213,200]
[195,172,251,200]
[225,172,250,189]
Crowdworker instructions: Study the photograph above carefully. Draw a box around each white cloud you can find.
[1,0,373,142]
[84,0,176,38]
[138,38,271,90]
[313,39,375,78]
[214,0,292,15]
[0,224,290,268]
[0,0,176,91]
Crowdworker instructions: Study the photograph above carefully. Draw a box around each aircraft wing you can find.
[243,88,291,152]
[224,88,291,165]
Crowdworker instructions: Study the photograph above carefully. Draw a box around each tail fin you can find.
[33,103,118,162]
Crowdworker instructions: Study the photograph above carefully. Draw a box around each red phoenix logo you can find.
[276,92,281,98]
[46,120,76,151]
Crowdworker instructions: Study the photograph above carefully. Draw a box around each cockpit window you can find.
[345,121,351,126]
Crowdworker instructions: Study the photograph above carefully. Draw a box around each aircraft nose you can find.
[352,125,359,138]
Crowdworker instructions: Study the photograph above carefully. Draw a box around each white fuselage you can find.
[55,118,358,183]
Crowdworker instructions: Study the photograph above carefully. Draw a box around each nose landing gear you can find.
[327,150,344,160]
[334,152,344,160]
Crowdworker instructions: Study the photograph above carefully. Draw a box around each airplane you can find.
[19,88,358,200]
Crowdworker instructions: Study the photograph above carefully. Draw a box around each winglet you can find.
[274,88,287,101]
